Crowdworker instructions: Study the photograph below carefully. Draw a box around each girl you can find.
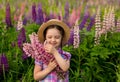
[34,19,71,82]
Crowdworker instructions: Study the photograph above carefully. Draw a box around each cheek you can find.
[45,38,51,43]
[57,39,62,44]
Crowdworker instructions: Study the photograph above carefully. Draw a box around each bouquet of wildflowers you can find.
[23,32,68,79]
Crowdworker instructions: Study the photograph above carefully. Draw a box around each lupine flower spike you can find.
[94,7,101,45]
[116,19,120,32]
[36,4,44,25]
[68,29,74,45]
[101,8,107,35]
[87,14,95,31]
[73,20,80,48]
[17,16,23,30]
[109,7,115,32]
[64,1,69,21]
[16,1,26,30]
[5,3,12,28]
[32,3,37,22]
[0,54,9,75]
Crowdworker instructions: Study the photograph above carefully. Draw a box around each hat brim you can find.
[37,19,70,45]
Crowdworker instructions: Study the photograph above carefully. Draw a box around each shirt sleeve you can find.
[34,60,43,67]
[61,51,71,60]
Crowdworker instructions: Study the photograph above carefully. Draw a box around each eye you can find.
[48,36,52,39]
[55,36,61,39]
[46,35,52,39]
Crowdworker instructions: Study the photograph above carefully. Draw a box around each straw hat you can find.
[37,19,70,45]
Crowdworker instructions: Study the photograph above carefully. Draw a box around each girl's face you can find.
[45,28,62,48]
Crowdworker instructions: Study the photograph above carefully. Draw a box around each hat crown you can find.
[38,19,70,46]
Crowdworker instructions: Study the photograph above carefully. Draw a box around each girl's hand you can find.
[44,40,56,54]
[47,59,57,71]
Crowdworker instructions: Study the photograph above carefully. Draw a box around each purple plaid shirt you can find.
[35,51,71,82]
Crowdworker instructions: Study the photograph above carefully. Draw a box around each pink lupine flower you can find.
[109,7,115,32]
[94,7,101,45]
[58,2,63,20]
[68,9,77,27]
[16,2,26,30]
[73,20,80,48]
[17,16,23,30]
[23,43,34,57]
[23,33,70,79]
[116,19,120,32]
[101,8,107,34]
[100,7,115,35]
[13,7,20,21]
[68,5,81,27]
[20,2,26,17]
[104,7,115,32]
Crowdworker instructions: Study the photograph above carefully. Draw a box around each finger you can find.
[50,58,55,62]
[51,62,57,67]
[53,64,57,68]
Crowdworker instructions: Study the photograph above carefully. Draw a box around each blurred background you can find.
[0,0,120,82]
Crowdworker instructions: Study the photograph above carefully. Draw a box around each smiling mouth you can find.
[50,43,56,45]
[52,43,56,45]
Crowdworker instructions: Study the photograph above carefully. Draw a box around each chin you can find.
[54,46,59,49]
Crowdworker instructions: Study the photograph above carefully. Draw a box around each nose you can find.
[51,38,55,42]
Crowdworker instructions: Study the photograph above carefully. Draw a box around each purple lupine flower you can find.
[48,11,55,19]
[17,28,26,49]
[58,8,63,21]
[11,41,16,47]
[79,11,90,30]
[32,3,37,22]
[86,15,95,31]
[36,4,44,25]
[22,51,28,60]
[21,28,26,42]
[5,3,12,28]
[23,16,27,25]
[63,1,69,21]
[58,14,62,20]
[0,53,9,75]
[68,29,74,45]
[43,13,50,22]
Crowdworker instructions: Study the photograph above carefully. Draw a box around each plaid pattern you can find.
[35,51,71,82]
